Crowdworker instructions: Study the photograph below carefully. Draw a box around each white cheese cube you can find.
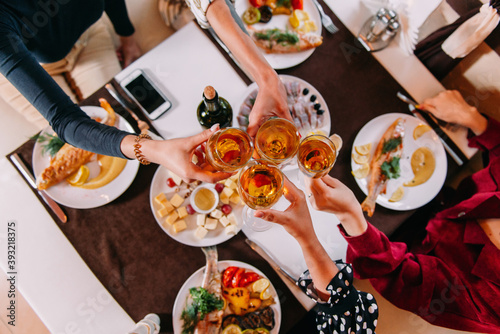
[219,216,231,227]
[195,226,209,239]
[222,187,234,198]
[204,218,218,230]
[173,220,187,233]
[177,206,188,219]
[230,173,239,182]
[229,193,241,204]
[154,192,167,205]
[227,213,237,225]
[170,193,184,208]
[224,178,236,189]
[169,171,183,186]
[210,209,223,219]
[165,211,179,225]
[196,214,206,226]
[225,224,237,235]
[220,192,230,205]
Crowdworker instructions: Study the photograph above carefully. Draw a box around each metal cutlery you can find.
[9,153,67,223]
[396,91,467,166]
[312,0,339,34]
[105,83,163,140]
[245,238,297,285]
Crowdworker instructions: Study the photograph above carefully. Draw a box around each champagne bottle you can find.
[197,86,232,129]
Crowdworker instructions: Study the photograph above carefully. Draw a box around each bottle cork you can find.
[203,86,216,100]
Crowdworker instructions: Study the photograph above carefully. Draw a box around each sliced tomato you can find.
[223,266,239,287]
[231,268,246,287]
[291,0,303,10]
[249,0,265,7]
[239,272,260,287]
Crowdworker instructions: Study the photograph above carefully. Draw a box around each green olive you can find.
[242,7,261,25]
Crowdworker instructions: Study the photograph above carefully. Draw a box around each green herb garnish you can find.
[382,137,402,154]
[31,133,65,157]
[381,156,401,179]
[254,29,299,47]
[277,0,291,8]
[181,287,224,334]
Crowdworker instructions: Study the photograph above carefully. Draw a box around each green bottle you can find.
[197,86,232,129]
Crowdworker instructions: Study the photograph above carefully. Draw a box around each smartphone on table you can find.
[119,69,172,120]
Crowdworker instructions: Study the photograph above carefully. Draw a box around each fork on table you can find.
[312,0,339,34]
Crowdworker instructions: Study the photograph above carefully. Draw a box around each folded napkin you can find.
[442,3,500,58]
[361,0,443,55]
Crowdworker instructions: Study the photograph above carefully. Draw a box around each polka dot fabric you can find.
[298,261,379,333]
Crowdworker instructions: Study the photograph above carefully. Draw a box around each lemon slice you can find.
[389,186,405,202]
[304,20,318,32]
[293,9,309,21]
[329,134,343,152]
[289,16,300,28]
[260,288,272,300]
[66,165,90,186]
[352,151,369,164]
[413,124,432,140]
[354,143,372,156]
[222,324,242,334]
[351,163,370,178]
[251,278,270,293]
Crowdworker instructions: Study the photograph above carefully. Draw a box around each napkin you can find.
[442,3,500,58]
[361,0,443,55]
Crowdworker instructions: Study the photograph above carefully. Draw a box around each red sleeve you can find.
[467,117,500,159]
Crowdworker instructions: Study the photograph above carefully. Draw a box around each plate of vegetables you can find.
[235,0,322,69]
[173,260,281,334]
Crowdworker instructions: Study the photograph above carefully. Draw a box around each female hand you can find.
[254,175,316,243]
[117,34,142,68]
[419,90,487,135]
[304,175,367,236]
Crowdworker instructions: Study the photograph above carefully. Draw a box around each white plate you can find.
[149,166,243,247]
[351,113,447,211]
[237,74,331,136]
[172,260,282,334]
[32,106,140,209]
[235,0,322,69]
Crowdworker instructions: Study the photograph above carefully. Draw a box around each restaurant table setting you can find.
[1,1,479,333]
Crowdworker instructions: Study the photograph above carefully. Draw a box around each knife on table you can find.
[9,153,67,223]
[245,238,298,285]
[396,92,467,166]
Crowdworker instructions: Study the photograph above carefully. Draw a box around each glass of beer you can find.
[298,134,337,178]
[237,159,284,231]
[255,118,300,167]
[205,127,253,172]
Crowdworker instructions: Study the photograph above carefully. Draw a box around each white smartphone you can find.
[119,69,172,120]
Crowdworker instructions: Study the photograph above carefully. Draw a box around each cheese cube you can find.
[177,206,188,219]
[220,192,230,205]
[165,211,179,225]
[195,226,208,239]
[170,193,184,208]
[196,214,206,226]
[224,178,236,189]
[204,218,218,230]
[210,209,223,219]
[161,200,174,213]
[227,213,237,225]
[230,173,238,182]
[225,224,237,235]
[229,193,241,204]
[169,171,183,186]
[219,216,231,227]
[157,206,170,218]
[173,220,187,233]
[222,187,234,198]
[154,192,167,205]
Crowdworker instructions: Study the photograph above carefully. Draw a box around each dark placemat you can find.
[8,139,306,334]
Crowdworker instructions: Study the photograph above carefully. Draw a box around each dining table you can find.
[0,1,479,333]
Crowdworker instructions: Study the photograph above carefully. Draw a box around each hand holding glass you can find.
[205,127,253,172]
[255,118,300,166]
[298,134,338,178]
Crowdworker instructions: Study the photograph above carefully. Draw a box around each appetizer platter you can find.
[173,253,281,334]
[235,0,322,69]
[351,113,447,213]
[32,105,140,209]
[237,75,330,137]
[150,166,244,247]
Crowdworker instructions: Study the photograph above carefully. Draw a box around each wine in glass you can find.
[255,118,300,166]
[298,134,337,178]
[205,127,253,172]
[237,159,284,231]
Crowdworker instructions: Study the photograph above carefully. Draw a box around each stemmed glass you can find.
[237,159,284,231]
[255,118,300,167]
[297,134,338,179]
[205,127,253,172]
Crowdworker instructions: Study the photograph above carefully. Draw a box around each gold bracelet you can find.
[134,133,152,165]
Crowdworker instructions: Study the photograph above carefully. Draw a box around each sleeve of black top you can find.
[0,24,131,158]
[104,0,135,36]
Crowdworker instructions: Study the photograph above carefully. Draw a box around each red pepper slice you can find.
[222,266,239,287]
[232,268,246,287]
[239,272,260,287]
[291,0,303,10]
